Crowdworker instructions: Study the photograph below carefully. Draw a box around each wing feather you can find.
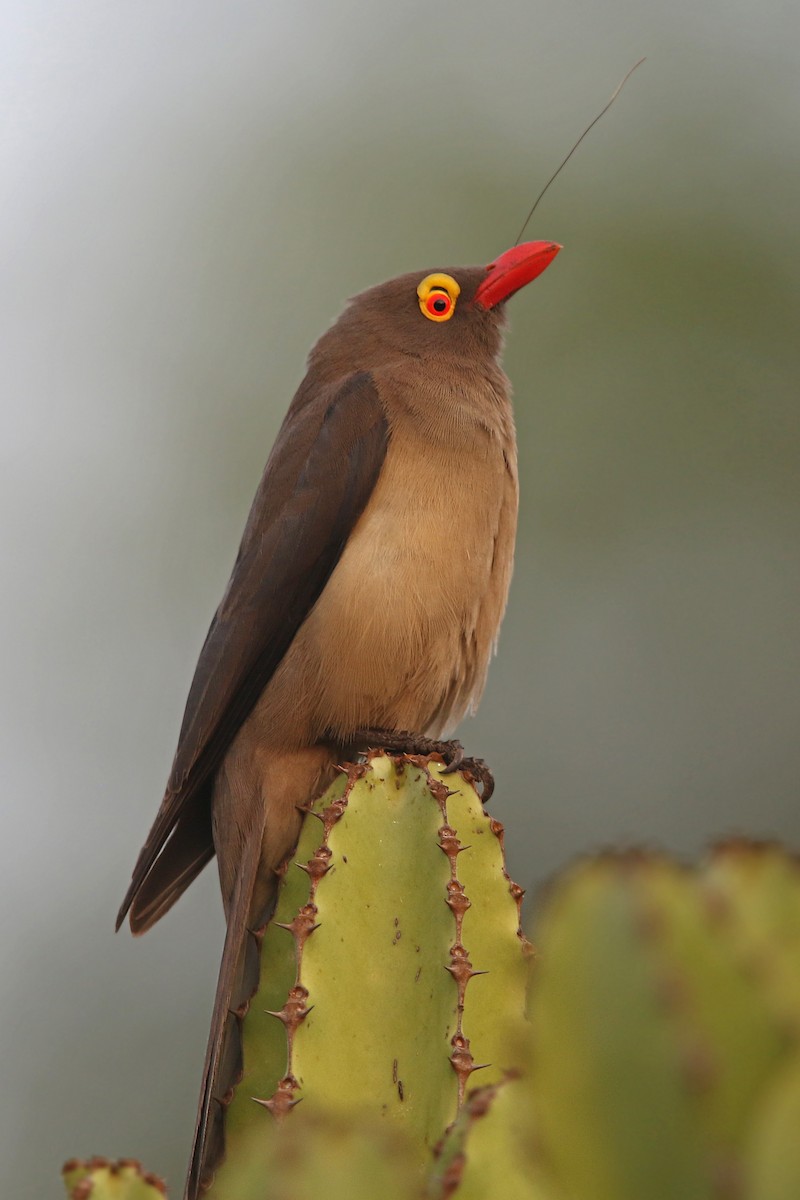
[117,371,388,931]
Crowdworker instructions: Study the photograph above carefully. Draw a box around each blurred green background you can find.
[2,2,798,1195]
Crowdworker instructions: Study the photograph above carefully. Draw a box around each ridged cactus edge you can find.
[213,752,532,1194]
[69,765,800,1200]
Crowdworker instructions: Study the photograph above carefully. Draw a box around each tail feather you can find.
[118,804,215,934]
[184,832,272,1200]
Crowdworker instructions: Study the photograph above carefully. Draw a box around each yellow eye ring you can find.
[417,273,460,322]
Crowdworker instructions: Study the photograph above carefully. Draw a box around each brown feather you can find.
[128,803,214,935]
[116,373,388,932]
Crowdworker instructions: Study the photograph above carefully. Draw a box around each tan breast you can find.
[262,362,519,745]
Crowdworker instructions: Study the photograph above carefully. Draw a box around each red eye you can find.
[425,291,452,318]
[417,274,459,321]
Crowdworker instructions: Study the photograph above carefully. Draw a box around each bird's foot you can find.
[352,726,464,767]
[350,728,494,802]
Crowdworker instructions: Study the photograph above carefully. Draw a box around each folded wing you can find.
[117,371,389,932]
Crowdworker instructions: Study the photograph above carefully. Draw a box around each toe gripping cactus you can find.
[208,752,533,1196]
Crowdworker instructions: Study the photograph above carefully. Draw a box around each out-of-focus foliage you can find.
[524,843,800,1200]
[3,2,798,1195]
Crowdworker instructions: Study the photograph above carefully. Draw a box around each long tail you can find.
[184,832,269,1200]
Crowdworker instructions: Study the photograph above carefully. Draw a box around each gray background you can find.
[2,2,798,1195]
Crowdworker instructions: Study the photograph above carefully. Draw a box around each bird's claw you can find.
[452,756,495,804]
[348,728,493,803]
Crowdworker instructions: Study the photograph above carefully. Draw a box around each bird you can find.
[116,238,561,1197]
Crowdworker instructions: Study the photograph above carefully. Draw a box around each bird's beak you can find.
[473,241,561,310]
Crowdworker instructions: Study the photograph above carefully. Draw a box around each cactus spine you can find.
[213,753,531,1194]
[70,779,800,1199]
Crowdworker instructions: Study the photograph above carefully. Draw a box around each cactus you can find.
[524,845,800,1200]
[213,753,531,1195]
[71,771,800,1198]
[62,1158,166,1199]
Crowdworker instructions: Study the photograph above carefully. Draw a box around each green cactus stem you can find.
[212,753,531,1196]
[524,850,790,1200]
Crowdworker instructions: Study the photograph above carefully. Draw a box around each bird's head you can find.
[308,241,561,380]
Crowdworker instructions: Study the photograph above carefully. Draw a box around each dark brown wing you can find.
[117,371,389,932]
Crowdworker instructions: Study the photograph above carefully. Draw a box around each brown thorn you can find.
[446,960,476,987]
[259,1076,302,1120]
[296,846,332,880]
[437,826,465,859]
[518,936,536,961]
[449,1035,477,1102]
[445,881,471,919]
[232,998,253,1021]
[270,861,290,887]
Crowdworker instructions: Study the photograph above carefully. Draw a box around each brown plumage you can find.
[116,240,560,1199]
